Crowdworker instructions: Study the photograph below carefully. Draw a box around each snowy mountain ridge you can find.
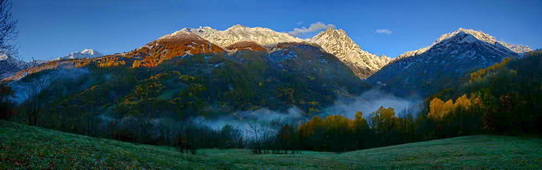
[56,49,104,60]
[368,28,525,97]
[177,25,304,48]
[169,25,391,78]
[396,28,532,60]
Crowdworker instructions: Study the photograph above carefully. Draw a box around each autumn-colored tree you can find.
[370,106,398,132]
[427,94,484,137]
[428,98,445,120]
[469,57,513,82]
[97,56,126,67]
[428,94,481,121]
[351,111,369,131]
[454,94,472,111]
[298,115,324,138]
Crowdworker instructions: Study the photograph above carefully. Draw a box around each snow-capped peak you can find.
[227,24,248,29]
[440,28,498,45]
[161,25,392,79]
[81,49,97,55]
[176,26,218,40]
[159,29,205,41]
[309,27,392,78]
[56,49,104,60]
[0,54,8,61]
[397,28,532,59]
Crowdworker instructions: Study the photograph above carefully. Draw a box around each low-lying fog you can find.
[193,89,422,133]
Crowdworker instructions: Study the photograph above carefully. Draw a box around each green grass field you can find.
[1,120,541,169]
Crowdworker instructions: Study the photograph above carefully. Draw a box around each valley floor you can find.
[1,120,541,169]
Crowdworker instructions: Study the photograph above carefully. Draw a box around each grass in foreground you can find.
[1,120,541,169]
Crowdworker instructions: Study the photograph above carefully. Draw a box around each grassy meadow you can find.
[1,120,541,169]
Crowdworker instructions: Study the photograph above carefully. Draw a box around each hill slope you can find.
[1,121,540,169]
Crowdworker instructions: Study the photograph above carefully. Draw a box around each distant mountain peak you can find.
[81,49,98,55]
[310,27,391,78]
[159,29,206,41]
[0,54,8,61]
[438,28,498,45]
[369,28,528,97]
[397,28,532,59]
[56,49,104,60]
[229,24,248,29]
[319,27,348,38]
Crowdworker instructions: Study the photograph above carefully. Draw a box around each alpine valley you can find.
[3,0,542,168]
[1,24,539,158]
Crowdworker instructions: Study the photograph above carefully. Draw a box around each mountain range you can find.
[367,28,530,96]
[179,25,392,78]
[0,49,103,80]
[3,25,533,99]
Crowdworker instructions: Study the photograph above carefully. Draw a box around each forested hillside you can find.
[1,43,367,146]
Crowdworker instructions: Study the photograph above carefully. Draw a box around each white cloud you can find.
[376,29,392,35]
[296,21,304,25]
[288,22,335,37]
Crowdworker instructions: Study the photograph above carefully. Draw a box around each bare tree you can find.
[0,0,17,56]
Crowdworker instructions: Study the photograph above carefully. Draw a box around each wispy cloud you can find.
[296,21,304,25]
[289,22,335,37]
[375,29,392,35]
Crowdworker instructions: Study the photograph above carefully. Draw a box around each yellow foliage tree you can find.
[298,116,324,138]
[351,111,368,131]
[428,98,445,120]
[428,94,482,121]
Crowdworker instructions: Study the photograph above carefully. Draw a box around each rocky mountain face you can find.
[309,27,392,79]
[56,49,104,60]
[368,28,530,97]
[225,41,267,52]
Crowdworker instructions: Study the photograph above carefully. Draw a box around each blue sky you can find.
[11,0,542,61]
